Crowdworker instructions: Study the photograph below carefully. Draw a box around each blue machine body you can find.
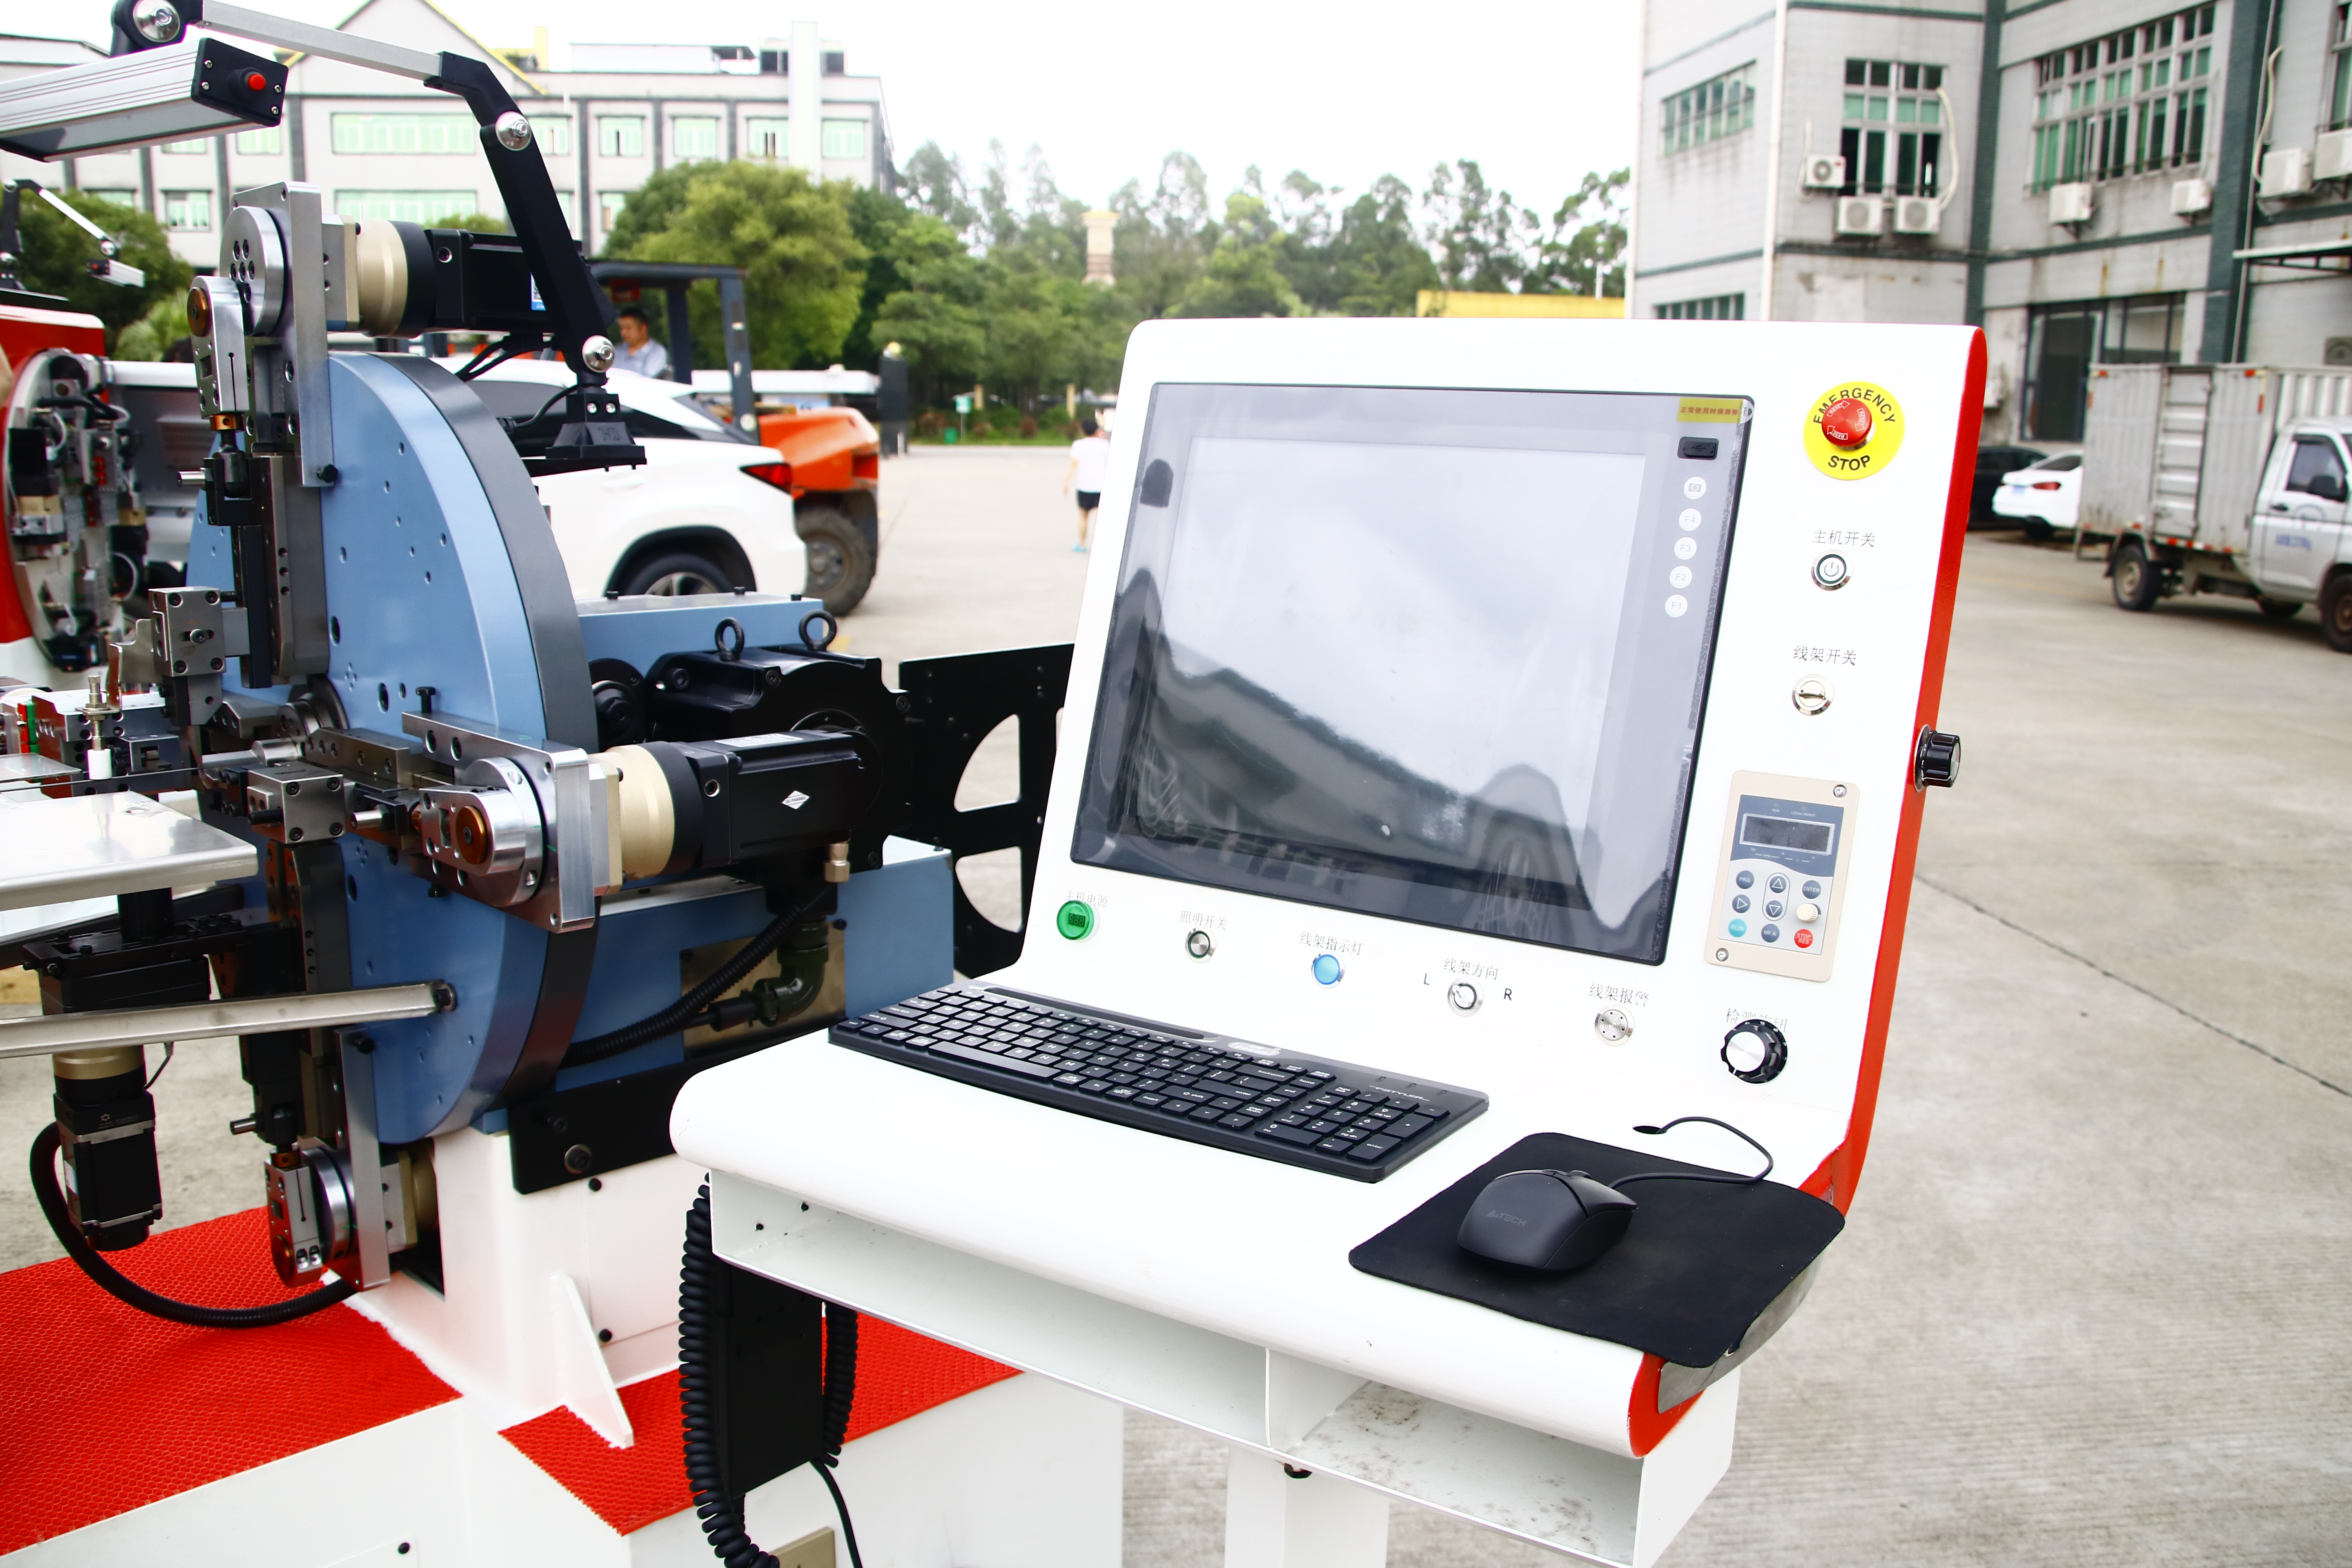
[189,354,950,1144]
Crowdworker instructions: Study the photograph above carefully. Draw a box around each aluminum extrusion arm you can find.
[0,179,145,289]
[0,981,452,1061]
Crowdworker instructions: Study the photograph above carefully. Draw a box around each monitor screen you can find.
[1071,383,1749,962]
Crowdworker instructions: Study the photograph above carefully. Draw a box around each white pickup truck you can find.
[2078,363,2352,651]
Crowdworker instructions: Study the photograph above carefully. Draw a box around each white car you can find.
[461,360,804,598]
[1991,450,2083,539]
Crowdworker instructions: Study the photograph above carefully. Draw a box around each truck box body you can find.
[2080,364,2352,557]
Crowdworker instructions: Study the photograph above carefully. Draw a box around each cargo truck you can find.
[2076,363,2352,650]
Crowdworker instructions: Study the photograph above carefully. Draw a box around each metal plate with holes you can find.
[0,793,257,911]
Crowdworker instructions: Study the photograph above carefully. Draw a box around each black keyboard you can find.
[830,985,1486,1181]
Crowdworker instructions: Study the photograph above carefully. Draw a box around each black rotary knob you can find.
[1914,727,1962,790]
[1722,1019,1788,1083]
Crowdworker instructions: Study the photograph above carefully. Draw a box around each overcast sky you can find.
[45,0,1640,220]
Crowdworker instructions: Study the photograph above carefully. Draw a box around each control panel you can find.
[1705,771,1855,982]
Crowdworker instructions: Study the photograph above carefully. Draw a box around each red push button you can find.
[1793,929,1815,949]
[1819,397,1873,448]
[247,72,269,91]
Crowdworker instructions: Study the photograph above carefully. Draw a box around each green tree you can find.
[597,163,699,258]
[1328,176,1441,316]
[1109,152,1216,321]
[868,211,989,399]
[1422,159,1539,292]
[1527,169,1630,297]
[900,140,978,238]
[1174,188,1298,319]
[615,161,867,369]
[11,190,190,348]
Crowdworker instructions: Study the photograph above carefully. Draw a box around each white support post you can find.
[1224,1447,1388,1568]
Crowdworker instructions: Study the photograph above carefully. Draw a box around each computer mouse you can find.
[1456,1169,1638,1272]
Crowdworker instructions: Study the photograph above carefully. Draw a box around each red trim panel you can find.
[1627,1354,1700,1455]
[501,1316,1019,1535]
[0,1209,459,1553]
[1823,328,1987,1212]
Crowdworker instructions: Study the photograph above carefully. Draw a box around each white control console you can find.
[676,319,1982,1561]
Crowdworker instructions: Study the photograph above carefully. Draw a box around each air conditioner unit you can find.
[2047,182,2094,225]
[2171,177,2213,216]
[1892,195,1940,235]
[2316,128,2352,181]
[2260,147,2314,198]
[1834,196,1884,237]
[1800,153,1847,191]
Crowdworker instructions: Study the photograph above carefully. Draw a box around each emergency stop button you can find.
[1803,381,1905,480]
[1819,397,1873,448]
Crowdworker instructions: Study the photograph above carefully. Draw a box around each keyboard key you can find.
[1305,1120,1341,1135]
[1079,1080,1110,1094]
[1235,1076,1281,1094]
[1388,1115,1432,1138]
[1134,1094,1166,1108]
[1260,1125,1320,1147]
[1209,1096,1245,1112]
[930,1041,1057,1078]
[1218,1113,1257,1129]
[1349,1136,1400,1162]
[1054,1073,1085,1085]
[1107,1087,1139,1100]
[1316,1137,1354,1155]
[1169,1087,1216,1106]
[1190,1106,1225,1122]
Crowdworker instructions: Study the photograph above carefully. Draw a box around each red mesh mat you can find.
[500,1316,1020,1535]
[0,1209,458,1553]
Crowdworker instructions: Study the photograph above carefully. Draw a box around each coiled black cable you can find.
[681,1185,864,1568]
[567,888,825,1069]
[29,1123,356,1329]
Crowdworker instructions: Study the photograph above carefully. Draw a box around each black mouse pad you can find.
[1348,1132,1844,1367]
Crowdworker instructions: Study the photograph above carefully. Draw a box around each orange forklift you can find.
[591,261,882,612]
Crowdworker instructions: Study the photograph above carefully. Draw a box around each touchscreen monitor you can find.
[1073,383,1751,962]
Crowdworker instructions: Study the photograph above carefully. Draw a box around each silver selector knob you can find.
[1722,1018,1788,1083]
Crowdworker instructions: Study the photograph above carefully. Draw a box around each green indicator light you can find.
[1055,900,1095,940]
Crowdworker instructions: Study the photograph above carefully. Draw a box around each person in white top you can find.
[614,307,670,379]
[1063,413,1111,552]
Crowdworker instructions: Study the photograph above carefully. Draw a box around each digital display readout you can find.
[1740,814,1834,854]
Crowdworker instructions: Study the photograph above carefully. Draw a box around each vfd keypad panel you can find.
[1722,795,1838,950]
[1706,774,1855,982]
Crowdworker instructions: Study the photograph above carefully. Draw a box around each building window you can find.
[823,51,845,74]
[2030,5,2215,189]
[334,191,483,224]
[1662,64,1756,155]
[554,190,577,235]
[535,116,570,156]
[1655,293,1746,320]
[821,119,867,160]
[163,190,212,230]
[672,116,720,161]
[1840,60,1945,196]
[599,190,629,232]
[2332,2,2352,128]
[746,117,789,159]
[597,116,646,158]
[161,138,211,154]
[82,189,138,210]
[2022,294,2185,440]
[233,126,283,154]
[331,113,481,156]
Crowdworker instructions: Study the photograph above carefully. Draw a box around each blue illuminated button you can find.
[1761,924,1781,943]
[1735,870,1755,889]
[1312,953,1344,985]
[1727,919,1748,938]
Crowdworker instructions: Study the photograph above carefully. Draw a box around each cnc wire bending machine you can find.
[0,4,1109,1563]
[674,324,1978,1566]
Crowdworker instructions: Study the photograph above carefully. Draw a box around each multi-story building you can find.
[2,0,890,271]
[1632,0,2352,443]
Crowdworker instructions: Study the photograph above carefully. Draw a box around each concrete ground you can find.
[4,448,2347,1563]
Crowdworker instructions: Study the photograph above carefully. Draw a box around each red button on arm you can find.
[247,72,269,92]
[1819,397,1873,448]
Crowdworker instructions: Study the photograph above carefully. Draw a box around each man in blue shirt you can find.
[615,307,670,379]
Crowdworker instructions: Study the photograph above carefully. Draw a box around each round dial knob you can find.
[1446,981,1479,1012]
[1795,900,1822,922]
[1722,1018,1788,1083]
[1915,727,1963,790]
[1819,397,1874,448]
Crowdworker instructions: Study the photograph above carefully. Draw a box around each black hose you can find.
[567,889,823,1068]
[681,1185,863,1568]
[29,1123,356,1329]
